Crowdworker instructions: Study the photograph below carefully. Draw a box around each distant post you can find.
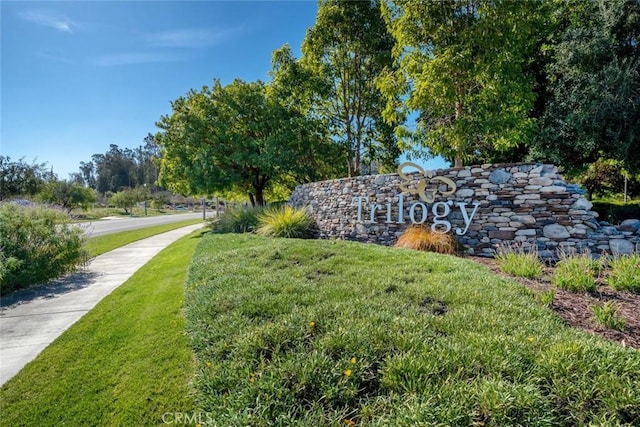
[202,198,206,220]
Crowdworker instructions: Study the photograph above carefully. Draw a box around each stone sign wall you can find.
[289,163,640,258]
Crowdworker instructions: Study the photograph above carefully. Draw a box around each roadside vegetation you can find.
[0,230,204,426]
[184,234,640,425]
[0,204,87,295]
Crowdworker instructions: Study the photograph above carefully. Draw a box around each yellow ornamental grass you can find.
[394,225,458,255]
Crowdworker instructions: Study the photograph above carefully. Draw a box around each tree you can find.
[92,144,139,194]
[379,0,542,167]
[38,180,97,213]
[110,187,146,214]
[578,158,640,199]
[156,79,333,206]
[531,0,640,174]
[0,156,55,201]
[269,44,347,182]
[78,161,97,189]
[302,0,399,176]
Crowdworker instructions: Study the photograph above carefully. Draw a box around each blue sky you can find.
[1,1,447,180]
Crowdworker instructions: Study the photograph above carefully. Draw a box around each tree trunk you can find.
[454,101,464,168]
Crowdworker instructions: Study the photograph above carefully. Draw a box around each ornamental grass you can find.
[394,225,458,255]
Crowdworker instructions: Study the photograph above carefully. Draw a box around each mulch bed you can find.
[469,256,640,350]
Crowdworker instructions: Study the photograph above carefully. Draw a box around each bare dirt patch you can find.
[469,256,640,350]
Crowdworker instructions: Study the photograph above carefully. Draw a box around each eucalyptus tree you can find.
[155,79,333,206]
[92,145,139,193]
[379,0,543,167]
[302,0,398,176]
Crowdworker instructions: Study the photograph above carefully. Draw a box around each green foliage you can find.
[185,234,640,425]
[38,180,97,213]
[591,301,626,331]
[209,206,264,234]
[256,205,315,238]
[0,204,87,294]
[301,0,398,176]
[89,136,160,194]
[532,0,640,174]
[577,158,640,199]
[156,79,339,206]
[591,199,640,224]
[607,253,640,292]
[380,0,542,167]
[552,251,598,293]
[0,230,202,425]
[109,187,148,214]
[494,244,545,279]
[0,156,54,201]
[533,289,556,307]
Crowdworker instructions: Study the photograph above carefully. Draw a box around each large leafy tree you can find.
[302,0,399,176]
[531,0,640,174]
[380,0,543,167]
[155,79,333,206]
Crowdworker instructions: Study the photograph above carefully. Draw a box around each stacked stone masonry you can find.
[289,163,640,258]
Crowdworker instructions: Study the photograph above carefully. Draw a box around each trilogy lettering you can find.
[354,162,481,235]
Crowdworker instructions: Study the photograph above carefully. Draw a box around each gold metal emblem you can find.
[397,162,457,203]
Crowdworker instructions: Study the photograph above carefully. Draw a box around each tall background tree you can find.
[302,0,399,176]
[379,0,543,167]
[530,0,640,175]
[0,156,55,201]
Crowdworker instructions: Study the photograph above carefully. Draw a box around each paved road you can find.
[77,211,214,237]
[0,223,205,386]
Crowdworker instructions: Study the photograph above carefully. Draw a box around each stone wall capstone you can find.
[289,163,640,258]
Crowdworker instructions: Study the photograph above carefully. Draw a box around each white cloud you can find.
[20,10,76,33]
[143,27,244,48]
[91,52,184,66]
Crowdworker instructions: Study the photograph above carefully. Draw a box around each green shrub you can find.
[494,244,544,279]
[591,201,640,224]
[208,206,264,233]
[256,205,314,238]
[591,301,626,331]
[0,204,87,294]
[552,250,597,293]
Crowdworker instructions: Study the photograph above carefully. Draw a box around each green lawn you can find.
[85,218,203,257]
[0,230,205,426]
[185,234,640,425]
[2,231,638,425]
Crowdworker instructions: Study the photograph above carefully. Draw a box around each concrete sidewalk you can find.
[0,223,205,386]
